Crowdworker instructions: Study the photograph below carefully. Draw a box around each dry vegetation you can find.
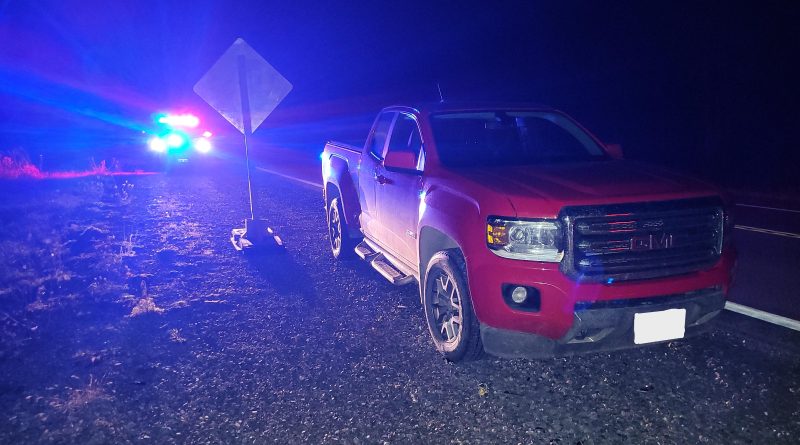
[2,170,797,444]
[48,375,111,413]
[0,174,148,349]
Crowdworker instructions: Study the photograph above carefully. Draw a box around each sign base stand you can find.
[230,219,284,252]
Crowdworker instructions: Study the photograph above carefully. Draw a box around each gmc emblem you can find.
[630,233,674,251]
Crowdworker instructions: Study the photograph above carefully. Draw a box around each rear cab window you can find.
[368,112,396,160]
[385,113,425,171]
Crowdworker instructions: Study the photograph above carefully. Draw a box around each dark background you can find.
[1,0,798,191]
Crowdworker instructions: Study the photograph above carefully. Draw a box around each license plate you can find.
[634,308,686,344]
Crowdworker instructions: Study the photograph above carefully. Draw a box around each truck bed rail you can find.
[325,141,360,153]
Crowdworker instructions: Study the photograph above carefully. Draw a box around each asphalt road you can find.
[729,227,800,321]
[1,170,798,444]
[729,204,800,322]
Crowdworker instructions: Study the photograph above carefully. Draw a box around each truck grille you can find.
[561,198,724,282]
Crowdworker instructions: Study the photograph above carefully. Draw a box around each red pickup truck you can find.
[321,103,735,361]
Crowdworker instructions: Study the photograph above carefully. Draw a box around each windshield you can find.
[431,111,607,167]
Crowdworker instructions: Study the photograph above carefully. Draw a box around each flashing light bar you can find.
[158,113,200,128]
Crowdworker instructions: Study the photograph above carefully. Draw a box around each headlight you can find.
[487,217,563,262]
[194,137,212,153]
[148,137,167,153]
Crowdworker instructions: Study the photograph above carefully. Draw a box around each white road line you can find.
[724,302,800,332]
[256,167,322,189]
[734,225,800,239]
[736,203,800,214]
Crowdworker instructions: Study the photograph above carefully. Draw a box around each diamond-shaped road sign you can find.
[194,39,292,250]
[194,38,292,134]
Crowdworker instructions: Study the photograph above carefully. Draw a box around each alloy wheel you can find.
[328,201,342,255]
[429,270,463,344]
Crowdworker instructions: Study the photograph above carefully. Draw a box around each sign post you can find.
[193,38,293,251]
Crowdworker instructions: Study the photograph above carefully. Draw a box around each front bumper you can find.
[467,242,736,339]
[480,287,725,358]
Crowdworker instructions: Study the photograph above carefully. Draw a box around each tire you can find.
[423,250,484,361]
[327,195,358,259]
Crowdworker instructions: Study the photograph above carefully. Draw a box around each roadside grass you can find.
[48,375,112,413]
[168,328,187,343]
[129,296,164,317]
[0,173,159,349]
[1,149,154,180]
[1,151,110,180]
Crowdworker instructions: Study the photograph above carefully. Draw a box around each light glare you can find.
[194,138,212,153]
[158,114,200,128]
[148,137,167,153]
[166,133,185,147]
[418,190,427,218]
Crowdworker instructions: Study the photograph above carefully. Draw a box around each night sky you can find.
[1,0,798,190]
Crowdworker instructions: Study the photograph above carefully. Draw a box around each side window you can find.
[385,113,423,170]
[368,112,396,159]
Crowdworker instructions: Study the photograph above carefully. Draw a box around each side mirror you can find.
[605,143,624,160]
[383,151,418,172]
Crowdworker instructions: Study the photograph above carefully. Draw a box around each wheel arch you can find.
[323,155,362,236]
[418,226,462,301]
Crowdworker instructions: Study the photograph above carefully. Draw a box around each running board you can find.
[371,255,415,286]
[355,240,415,286]
[355,241,379,260]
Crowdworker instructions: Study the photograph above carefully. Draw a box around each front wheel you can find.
[327,196,358,259]
[423,250,483,361]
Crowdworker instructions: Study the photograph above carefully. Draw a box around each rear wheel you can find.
[423,250,483,361]
[327,196,358,259]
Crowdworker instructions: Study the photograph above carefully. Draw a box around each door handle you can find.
[374,173,390,185]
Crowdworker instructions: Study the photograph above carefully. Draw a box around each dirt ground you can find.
[1,169,798,444]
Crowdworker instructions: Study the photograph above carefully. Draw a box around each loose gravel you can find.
[0,169,798,444]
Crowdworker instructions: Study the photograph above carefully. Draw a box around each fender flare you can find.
[417,187,481,302]
[325,155,362,235]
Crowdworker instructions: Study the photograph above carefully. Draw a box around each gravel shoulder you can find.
[0,170,798,444]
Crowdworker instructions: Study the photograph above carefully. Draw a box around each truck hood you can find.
[452,161,719,217]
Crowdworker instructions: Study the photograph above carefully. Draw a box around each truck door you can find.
[358,111,396,241]
[377,112,425,267]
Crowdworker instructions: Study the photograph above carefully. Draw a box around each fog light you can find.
[502,284,541,312]
[511,286,528,303]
